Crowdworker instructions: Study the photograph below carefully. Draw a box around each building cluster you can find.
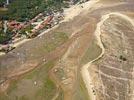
[8,21,24,31]
[0,11,64,53]
[28,11,64,37]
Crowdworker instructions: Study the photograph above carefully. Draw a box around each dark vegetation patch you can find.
[0,0,65,21]
[0,25,13,44]
[119,55,127,61]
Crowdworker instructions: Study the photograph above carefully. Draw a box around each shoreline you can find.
[81,12,134,100]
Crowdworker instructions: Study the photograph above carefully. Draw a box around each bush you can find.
[0,29,13,44]
[119,55,127,61]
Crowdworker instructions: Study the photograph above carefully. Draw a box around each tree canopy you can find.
[0,0,65,21]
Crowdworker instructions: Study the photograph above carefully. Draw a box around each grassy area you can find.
[24,31,68,61]
[0,61,58,100]
[0,31,14,44]
[0,31,68,100]
[0,31,69,100]
[56,90,64,100]
[43,32,68,53]
[80,39,102,65]
[55,67,67,80]
[75,38,102,100]
[74,73,90,100]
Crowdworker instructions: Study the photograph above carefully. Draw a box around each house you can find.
[8,21,24,30]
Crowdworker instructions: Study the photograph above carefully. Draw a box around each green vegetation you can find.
[0,31,69,99]
[20,25,34,36]
[0,61,58,100]
[76,38,103,100]
[56,90,64,100]
[0,0,5,6]
[76,39,102,100]
[29,32,68,59]
[55,67,67,80]
[43,32,68,53]
[0,31,68,100]
[75,74,90,100]
[81,39,102,65]
[0,29,13,44]
[35,77,56,100]
[0,0,70,44]
[0,0,65,21]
